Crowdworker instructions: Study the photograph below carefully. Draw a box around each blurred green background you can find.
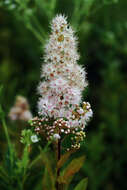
[0,0,127,190]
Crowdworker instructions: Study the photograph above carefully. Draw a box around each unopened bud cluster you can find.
[30,101,92,134]
[70,131,86,150]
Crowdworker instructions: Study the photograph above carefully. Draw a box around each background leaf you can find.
[74,178,88,190]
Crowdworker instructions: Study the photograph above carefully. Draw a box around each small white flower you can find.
[31,135,39,143]
[53,133,61,140]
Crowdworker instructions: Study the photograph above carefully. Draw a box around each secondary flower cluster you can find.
[29,14,93,149]
[9,95,32,121]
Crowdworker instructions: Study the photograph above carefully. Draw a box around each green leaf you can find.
[74,178,88,190]
[4,143,17,175]
[16,144,30,177]
[58,156,85,185]
[40,150,55,189]
[42,168,55,190]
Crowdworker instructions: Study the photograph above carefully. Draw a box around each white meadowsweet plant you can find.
[30,15,93,150]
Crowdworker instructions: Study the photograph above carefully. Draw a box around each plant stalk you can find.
[1,117,14,172]
[2,118,11,147]
[56,139,61,190]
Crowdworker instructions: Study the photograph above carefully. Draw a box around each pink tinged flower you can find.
[77,108,84,115]
[37,14,93,131]
[20,111,32,121]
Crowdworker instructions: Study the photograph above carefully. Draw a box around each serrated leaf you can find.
[57,149,75,169]
[58,156,85,184]
[74,178,88,190]
[19,145,29,173]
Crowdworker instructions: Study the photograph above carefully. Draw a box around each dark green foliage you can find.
[0,0,127,189]
[74,178,88,190]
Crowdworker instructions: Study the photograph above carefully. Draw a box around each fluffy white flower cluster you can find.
[36,14,92,142]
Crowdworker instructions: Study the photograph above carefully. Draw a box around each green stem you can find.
[31,15,47,39]
[18,178,23,190]
[2,118,11,147]
[15,0,46,44]
[26,23,44,44]
[1,117,13,171]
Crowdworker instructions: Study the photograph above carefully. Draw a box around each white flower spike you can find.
[30,14,93,149]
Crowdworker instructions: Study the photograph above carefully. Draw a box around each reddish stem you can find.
[56,139,61,190]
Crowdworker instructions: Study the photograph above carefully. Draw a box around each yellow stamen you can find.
[58,35,64,42]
